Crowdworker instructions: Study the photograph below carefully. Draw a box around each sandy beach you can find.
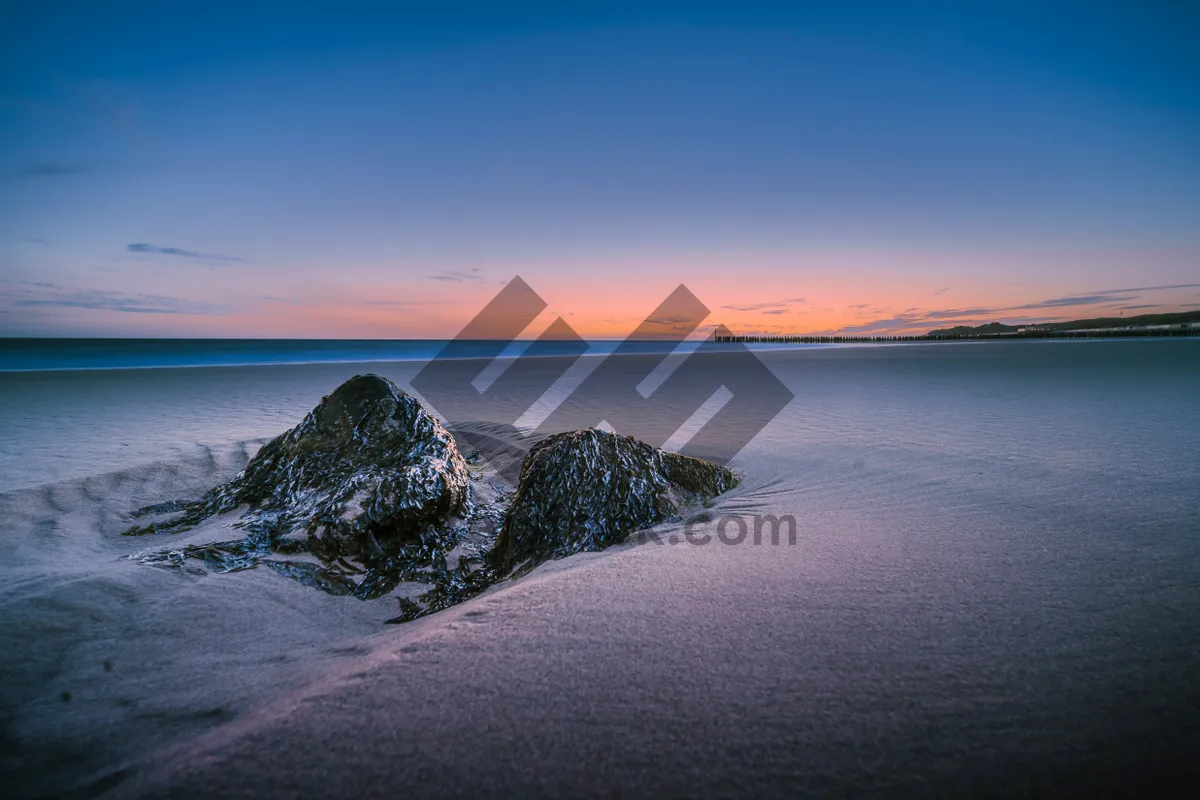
[3,341,1199,798]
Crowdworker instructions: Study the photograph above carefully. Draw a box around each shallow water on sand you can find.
[1,340,1198,797]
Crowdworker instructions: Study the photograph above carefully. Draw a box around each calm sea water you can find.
[0,337,816,372]
[0,338,572,371]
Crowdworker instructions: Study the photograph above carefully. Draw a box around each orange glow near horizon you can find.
[4,247,1198,339]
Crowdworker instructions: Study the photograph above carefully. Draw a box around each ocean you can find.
[0,336,817,373]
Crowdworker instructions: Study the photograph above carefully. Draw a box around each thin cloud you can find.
[918,292,1144,322]
[924,307,996,319]
[253,294,450,309]
[720,297,806,313]
[644,315,696,326]
[1013,293,1139,309]
[1092,283,1200,294]
[832,313,925,335]
[15,162,88,178]
[428,268,483,282]
[127,243,245,264]
[10,288,223,315]
[357,298,453,307]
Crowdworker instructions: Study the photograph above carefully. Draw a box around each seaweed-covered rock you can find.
[491,428,737,571]
[127,374,468,557]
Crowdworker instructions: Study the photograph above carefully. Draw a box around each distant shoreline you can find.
[718,328,1200,345]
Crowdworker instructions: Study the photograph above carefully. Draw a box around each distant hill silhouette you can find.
[928,321,1018,336]
[928,309,1200,337]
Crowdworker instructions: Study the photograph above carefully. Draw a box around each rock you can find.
[127,374,468,558]
[490,428,737,571]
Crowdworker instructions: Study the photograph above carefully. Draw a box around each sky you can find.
[1,0,1199,338]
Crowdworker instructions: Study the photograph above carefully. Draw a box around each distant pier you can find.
[716,327,1200,344]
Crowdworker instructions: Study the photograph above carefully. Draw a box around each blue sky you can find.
[2,1,1198,336]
